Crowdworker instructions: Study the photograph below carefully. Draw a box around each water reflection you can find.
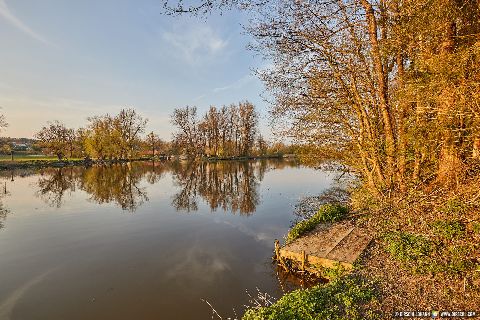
[37,168,79,208]
[0,159,327,320]
[29,159,298,213]
[170,161,267,215]
[0,180,10,230]
[0,204,7,230]
[78,165,150,211]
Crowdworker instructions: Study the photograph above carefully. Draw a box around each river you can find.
[0,159,334,320]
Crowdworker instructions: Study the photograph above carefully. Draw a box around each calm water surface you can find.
[0,159,333,320]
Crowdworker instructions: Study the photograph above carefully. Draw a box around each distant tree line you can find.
[171,101,282,158]
[28,104,293,160]
[34,108,157,160]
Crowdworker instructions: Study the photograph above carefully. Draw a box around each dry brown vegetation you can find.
[353,172,480,316]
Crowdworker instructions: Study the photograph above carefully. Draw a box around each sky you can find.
[0,0,270,140]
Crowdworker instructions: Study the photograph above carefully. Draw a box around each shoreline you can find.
[0,154,295,171]
[0,158,149,171]
[244,185,480,319]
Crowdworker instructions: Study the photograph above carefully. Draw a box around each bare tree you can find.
[145,132,164,157]
[171,106,201,157]
[170,102,260,158]
[164,0,480,196]
[0,114,8,131]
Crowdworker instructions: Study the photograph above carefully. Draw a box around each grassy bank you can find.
[0,157,151,170]
[0,155,292,171]
[0,154,77,162]
[244,178,480,319]
[243,204,380,319]
[351,178,480,316]
[285,204,348,244]
[243,274,378,320]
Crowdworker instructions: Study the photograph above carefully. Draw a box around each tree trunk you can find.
[361,0,396,188]
[396,53,407,192]
[437,20,462,184]
[473,138,480,159]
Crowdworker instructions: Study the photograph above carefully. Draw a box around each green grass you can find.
[383,231,436,274]
[473,222,480,234]
[431,220,466,239]
[383,230,477,275]
[286,204,348,244]
[439,198,468,216]
[242,275,377,320]
[383,231,432,263]
[0,154,83,162]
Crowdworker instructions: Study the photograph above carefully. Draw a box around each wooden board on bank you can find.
[275,221,372,275]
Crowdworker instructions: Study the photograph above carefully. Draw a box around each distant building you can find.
[12,143,29,151]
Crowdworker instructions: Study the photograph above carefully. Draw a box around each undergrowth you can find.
[286,204,348,244]
[242,275,378,320]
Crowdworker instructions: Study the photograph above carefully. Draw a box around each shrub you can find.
[242,275,377,320]
[445,244,476,274]
[286,204,348,244]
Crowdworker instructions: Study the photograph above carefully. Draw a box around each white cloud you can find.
[192,74,255,103]
[161,24,228,64]
[0,0,53,46]
[212,74,254,93]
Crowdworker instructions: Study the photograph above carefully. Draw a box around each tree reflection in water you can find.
[37,167,80,208]
[33,159,298,214]
[35,163,161,212]
[0,174,11,230]
[170,160,270,215]
[78,163,154,211]
[0,202,8,230]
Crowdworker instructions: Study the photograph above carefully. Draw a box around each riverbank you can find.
[202,154,295,161]
[244,180,480,319]
[0,154,296,171]
[169,153,294,162]
[0,158,151,171]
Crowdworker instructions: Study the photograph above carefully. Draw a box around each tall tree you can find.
[113,108,148,158]
[35,121,75,160]
[145,132,163,157]
[164,0,480,196]
[171,106,201,157]
[170,103,260,158]
[84,109,147,159]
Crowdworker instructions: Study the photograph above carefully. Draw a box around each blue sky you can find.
[0,0,269,139]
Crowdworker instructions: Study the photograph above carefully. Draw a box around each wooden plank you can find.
[307,255,353,270]
[276,222,371,275]
[326,228,372,263]
[301,250,306,271]
[279,248,353,270]
[282,222,356,258]
[323,226,355,257]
